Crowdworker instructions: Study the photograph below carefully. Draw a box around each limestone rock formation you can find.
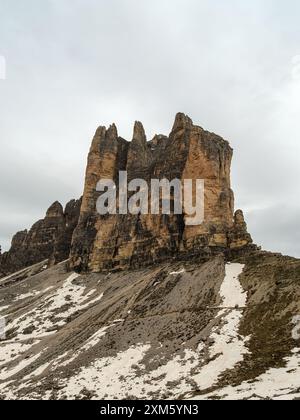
[0,199,81,277]
[50,198,82,266]
[0,113,255,277]
[70,113,255,273]
[228,209,254,250]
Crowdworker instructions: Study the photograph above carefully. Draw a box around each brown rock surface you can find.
[70,113,255,273]
[228,209,254,250]
[50,198,82,265]
[0,199,81,277]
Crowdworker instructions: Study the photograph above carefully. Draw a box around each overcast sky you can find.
[0,0,300,257]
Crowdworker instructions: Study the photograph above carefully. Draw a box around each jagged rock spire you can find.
[234,209,247,227]
[171,112,193,133]
[90,126,106,153]
[132,121,147,145]
[46,201,64,218]
[126,121,152,175]
[106,123,118,141]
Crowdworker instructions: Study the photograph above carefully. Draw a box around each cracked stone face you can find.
[69,113,254,273]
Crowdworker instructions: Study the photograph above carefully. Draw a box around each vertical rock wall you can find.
[70,113,254,272]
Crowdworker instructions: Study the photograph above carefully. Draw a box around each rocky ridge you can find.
[0,199,81,277]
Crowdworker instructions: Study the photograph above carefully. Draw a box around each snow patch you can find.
[55,264,250,399]
[170,269,186,276]
[0,352,42,381]
[14,287,54,302]
[3,273,104,341]
[57,345,151,399]
[199,348,300,400]
[0,342,34,368]
[188,263,249,391]
[220,263,247,308]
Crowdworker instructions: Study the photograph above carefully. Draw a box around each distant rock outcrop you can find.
[0,199,81,277]
[70,113,255,273]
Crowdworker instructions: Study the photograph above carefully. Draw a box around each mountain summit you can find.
[70,113,255,273]
[1,115,299,401]
[1,114,255,276]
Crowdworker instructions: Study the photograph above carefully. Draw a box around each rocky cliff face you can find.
[0,199,81,277]
[70,113,255,273]
[0,113,254,277]
[50,199,82,266]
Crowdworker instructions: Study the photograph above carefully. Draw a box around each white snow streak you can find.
[220,263,247,308]
[56,263,249,399]
[199,348,300,400]
[3,273,103,341]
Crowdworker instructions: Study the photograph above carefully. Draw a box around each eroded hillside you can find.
[1,252,299,400]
